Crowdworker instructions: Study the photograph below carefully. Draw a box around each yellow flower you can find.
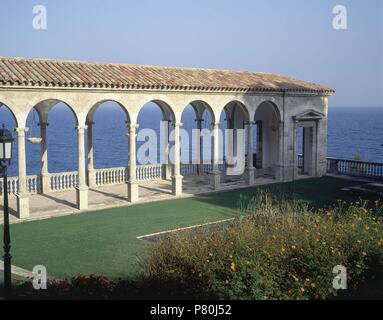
[291,245,296,250]
[230,262,236,272]
[300,287,305,293]
[224,280,229,285]
[208,252,213,257]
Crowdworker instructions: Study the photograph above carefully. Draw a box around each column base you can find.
[16,193,30,219]
[40,173,51,194]
[245,167,255,185]
[127,180,139,203]
[197,164,204,176]
[76,186,89,210]
[87,169,96,188]
[274,165,285,181]
[162,164,172,180]
[209,170,221,190]
[171,175,183,196]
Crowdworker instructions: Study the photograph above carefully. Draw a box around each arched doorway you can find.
[254,101,281,178]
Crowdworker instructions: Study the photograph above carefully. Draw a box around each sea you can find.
[0,104,382,177]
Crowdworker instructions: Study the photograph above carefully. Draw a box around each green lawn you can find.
[0,177,362,280]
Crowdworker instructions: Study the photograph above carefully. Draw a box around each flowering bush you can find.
[143,192,383,300]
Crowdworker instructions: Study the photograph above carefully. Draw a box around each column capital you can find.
[245,120,256,125]
[76,125,88,131]
[14,127,29,136]
[14,127,29,133]
[128,123,139,130]
[172,122,183,128]
[38,122,49,127]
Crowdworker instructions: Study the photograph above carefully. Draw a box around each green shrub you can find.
[142,191,383,300]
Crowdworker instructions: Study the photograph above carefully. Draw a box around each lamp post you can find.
[0,125,14,299]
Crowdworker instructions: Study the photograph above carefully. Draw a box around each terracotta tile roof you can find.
[0,56,335,94]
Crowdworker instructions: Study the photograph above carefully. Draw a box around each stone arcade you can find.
[0,56,334,220]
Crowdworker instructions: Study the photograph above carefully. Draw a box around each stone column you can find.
[15,127,30,218]
[210,121,221,190]
[127,123,139,202]
[245,121,255,185]
[87,121,96,187]
[316,118,328,177]
[195,118,204,175]
[161,120,171,180]
[292,120,299,180]
[255,121,263,169]
[76,125,88,210]
[39,121,51,193]
[275,121,285,181]
[172,122,183,196]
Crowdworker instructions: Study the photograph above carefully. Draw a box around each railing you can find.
[50,171,78,192]
[326,157,383,179]
[136,164,163,181]
[2,156,382,196]
[96,167,127,186]
[0,175,40,195]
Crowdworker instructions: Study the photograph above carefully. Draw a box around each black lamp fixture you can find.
[0,124,14,299]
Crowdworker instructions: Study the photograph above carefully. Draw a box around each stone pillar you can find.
[15,128,30,218]
[255,121,263,169]
[245,121,255,185]
[76,125,88,210]
[39,121,51,193]
[171,122,183,196]
[275,121,285,181]
[210,121,220,190]
[87,121,96,187]
[161,120,172,180]
[195,118,204,175]
[127,124,139,202]
[293,120,299,180]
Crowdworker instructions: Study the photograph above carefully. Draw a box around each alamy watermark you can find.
[332,265,347,290]
[32,265,47,290]
[135,122,247,175]
[32,5,47,30]
[332,5,347,30]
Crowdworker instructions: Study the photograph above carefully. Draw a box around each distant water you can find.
[0,104,382,177]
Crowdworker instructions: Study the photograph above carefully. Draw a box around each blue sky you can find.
[0,0,382,107]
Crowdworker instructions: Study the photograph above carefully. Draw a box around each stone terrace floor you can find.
[0,174,279,224]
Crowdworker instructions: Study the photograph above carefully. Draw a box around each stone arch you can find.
[254,100,281,122]
[181,100,216,123]
[26,99,79,127]
[0,102,19,127]
[137,99,176,122]
[86,99,130,124]
[221,100,250,124]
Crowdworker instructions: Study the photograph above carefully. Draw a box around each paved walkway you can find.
[0,260,34,279]
[0,174,278,225]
